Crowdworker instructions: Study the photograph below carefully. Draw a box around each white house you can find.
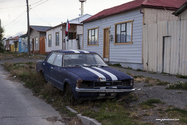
[82,0,185,69]
[45,14,92,53]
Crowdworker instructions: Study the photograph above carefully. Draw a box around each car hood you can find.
[66,66,132,81]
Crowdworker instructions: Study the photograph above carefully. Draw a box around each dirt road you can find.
[0,64,64,125]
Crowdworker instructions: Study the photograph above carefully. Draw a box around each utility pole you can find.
[26,0,30,56]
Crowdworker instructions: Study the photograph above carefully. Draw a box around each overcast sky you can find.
[1,0,132,38]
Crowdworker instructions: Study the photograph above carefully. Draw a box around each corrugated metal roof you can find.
[83,0,185,23]
[30,25,52,32]
[10,36,19,40]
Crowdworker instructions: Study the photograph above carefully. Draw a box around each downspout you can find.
[140,5,145,68]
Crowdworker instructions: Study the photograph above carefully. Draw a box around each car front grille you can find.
[94,81,122,87]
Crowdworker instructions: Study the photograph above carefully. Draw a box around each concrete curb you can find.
[66,106,101,125]
[77,114,101,125]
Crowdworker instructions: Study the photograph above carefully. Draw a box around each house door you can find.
[163,37,171,73]
[103,28,110,61]
[39,37,45,54]
[14,42,18,52]
[32,39,34,53]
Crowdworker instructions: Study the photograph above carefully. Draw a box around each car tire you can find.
[65,84,76,102]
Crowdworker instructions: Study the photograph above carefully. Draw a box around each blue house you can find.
[19,34,28,53]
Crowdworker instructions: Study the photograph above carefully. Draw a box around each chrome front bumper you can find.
[75,87,136,93]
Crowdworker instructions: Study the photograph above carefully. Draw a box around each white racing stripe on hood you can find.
[82,67,106,81]
[93,67,118,81]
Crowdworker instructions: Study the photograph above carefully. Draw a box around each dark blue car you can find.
[36,50,135,101]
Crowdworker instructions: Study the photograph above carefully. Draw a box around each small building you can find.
[19,34,28,53]
[142,1,187,75]
[9,36,19,52]
[82,0,185,69]
[29,25,51,53]
[45,14,92,53]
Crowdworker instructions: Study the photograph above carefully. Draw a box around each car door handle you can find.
[51,67,53,69]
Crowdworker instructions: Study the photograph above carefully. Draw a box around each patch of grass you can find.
[165,108,187,123]
[156,81,170,86]
[145,77,153,83]
[133,75,144,78]
[126,70,132,76]
[135,69,145,72]
[139,99,165,109]
[108,63,122,67]
[166,81,187,90]
[81,99,139,125]
[176,74,187,79]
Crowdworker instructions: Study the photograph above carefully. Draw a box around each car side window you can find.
[47,53,57,64]
[53,54,63,67]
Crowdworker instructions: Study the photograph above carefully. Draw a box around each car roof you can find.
[51,49,97,54]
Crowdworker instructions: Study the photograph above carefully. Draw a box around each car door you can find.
[50,53,64,90]
[43,52,57,83]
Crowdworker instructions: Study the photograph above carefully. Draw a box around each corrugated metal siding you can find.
[143,10,187,75]
[83,9,143,64]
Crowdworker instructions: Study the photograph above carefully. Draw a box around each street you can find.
[0,64,64,125]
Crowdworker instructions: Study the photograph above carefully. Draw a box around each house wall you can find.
[46,26,63,53]
[143,10,187,75]
[83,9,143,69]
[30,30,40,53]
[19,37,28,53]
[144,8,179,25]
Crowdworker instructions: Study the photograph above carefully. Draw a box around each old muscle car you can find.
[36,50,135,101]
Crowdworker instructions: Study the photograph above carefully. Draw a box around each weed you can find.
[135,69,145,72]
[126,70,132,76]
[139,98,165,109]
[145,77,152,83]
[176,74,187,79]
[108,63,121,67]
[166,81,187,90]
[133,75,144,78]
[156,81,170,86]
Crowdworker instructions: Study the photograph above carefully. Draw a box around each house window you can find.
[87,27,98,45]
[48,34,52,47]
[115,20,133,44]
[55,32,59,46]
[35,37,38,47]
[67,32,76,39]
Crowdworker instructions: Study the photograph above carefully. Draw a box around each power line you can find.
[31,0,49,9]
[0,5,25,10]
[30,8,51,26]
[4,10,26,27]
[30,0,43,6]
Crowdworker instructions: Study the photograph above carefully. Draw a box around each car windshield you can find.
[64,53,108,67]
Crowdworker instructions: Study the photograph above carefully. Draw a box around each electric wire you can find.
[4,10,26,27]
[30,8,51,26]
[31,0,49,9]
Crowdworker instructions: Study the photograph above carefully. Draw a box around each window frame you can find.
[48,34,52,47]
[55,32,59,46]
[87,27,99,46]
[114,20,133,45]
[35,37,39,47]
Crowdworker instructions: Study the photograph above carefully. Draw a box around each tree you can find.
[0,26,4,52]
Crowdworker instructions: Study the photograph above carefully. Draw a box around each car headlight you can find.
[130,79,134,86]
[76,79,92,88]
